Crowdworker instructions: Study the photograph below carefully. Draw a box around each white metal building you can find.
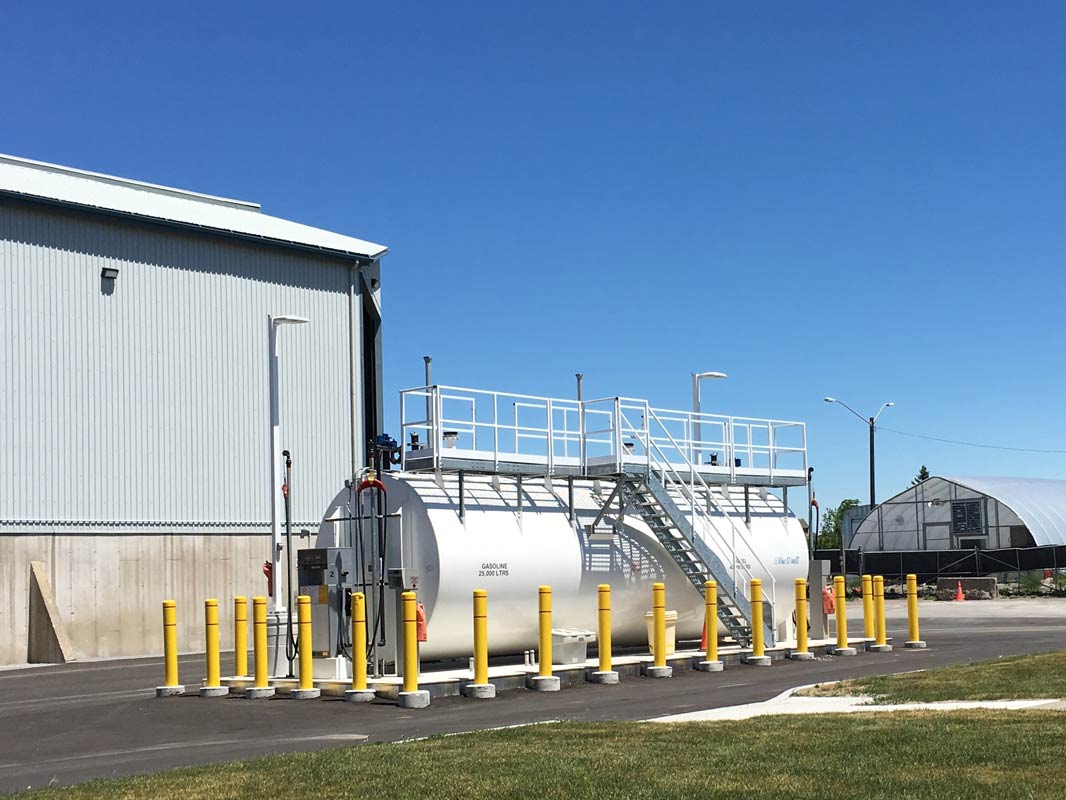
[850,475,1066,552]
[0,154,386,665]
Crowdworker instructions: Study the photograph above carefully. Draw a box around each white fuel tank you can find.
[317,473,807,660]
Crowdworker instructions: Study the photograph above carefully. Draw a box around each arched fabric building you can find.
[850,476,1066,552]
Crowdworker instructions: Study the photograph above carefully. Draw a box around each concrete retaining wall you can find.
[1,532,285,665]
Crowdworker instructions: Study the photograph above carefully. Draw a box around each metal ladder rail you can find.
[615,405,776,644]
[616,406,764,600]
[624,477,754,643]
[640,405,778,611]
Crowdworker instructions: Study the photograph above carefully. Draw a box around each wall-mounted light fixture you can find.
[100,267,120,280]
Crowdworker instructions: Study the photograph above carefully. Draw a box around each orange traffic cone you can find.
[954,581,965,602]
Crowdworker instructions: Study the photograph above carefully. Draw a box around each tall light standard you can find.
[268,314,309,614]
[823,397,894,507]
[692,371,728,463]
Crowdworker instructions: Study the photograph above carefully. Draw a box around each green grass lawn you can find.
[14,712,1066,800]
[802,651,1066,703]
[15,653,1066,800]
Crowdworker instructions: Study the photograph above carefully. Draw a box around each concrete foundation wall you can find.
[0,532,285,666]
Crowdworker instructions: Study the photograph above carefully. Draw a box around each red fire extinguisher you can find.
[416,602,428,643]
[263,561,274,598]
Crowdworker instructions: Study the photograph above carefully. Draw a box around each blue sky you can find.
[3,2,1064,512]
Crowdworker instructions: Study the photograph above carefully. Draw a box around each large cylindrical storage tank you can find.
[317,473,807,660]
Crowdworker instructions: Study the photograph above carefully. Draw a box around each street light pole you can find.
[824,397,893,508]
[869,416,876,508]
[268,314,309,614]
[691,371,727,464]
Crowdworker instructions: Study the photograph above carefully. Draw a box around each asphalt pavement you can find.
[1,602,1064,793]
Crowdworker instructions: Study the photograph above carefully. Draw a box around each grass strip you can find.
[802,651,1066,704]
[12,711,1066,800]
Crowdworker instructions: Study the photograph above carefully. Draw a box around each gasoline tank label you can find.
[478,562,510,577]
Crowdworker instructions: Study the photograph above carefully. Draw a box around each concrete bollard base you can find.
[527,675,561,692]
[643,665,673,679]
[398,690,431,708]
[291,688,321,700]
[832,647,858,657]
[867,644,893,653]
[905,640,927,649]
[245,686,276,699]
[696,660,724,672]
[787,652,815,661]
[199,686,229,698]
[743,655,772,667]
[461,683,497,699]
[588,670,619,684]
[155,685,185,697]
[344,689,376,703]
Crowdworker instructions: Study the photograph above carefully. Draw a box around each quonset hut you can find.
[0,154,386,666]
[850,475,1066,552]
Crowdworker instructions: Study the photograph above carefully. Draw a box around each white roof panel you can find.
[0,153,387,259]
[942,476,1066,547]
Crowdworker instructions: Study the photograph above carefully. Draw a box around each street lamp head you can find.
[824,397,837,403]
[272,314,309,326]
[694,371,728,380]
[886,402,895,407]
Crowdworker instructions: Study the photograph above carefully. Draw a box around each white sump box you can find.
[551,628,596,665]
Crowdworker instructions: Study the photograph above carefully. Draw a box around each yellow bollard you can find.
[905,574,927,648]
[156,600,184,697]
[291,595,320,699]
[789,578,813,661]
[645,582,673,677]
[344,592,374,702]
[869,575,891,652]
[744,579,771,666]
[234,596,248,678]
[461,588,496,698]
[246,596,274,698]
[539,585,553,675]
[398,590,430,707]
[473,590,489,685]
[200,599,228,696]
[861,575,875,639]
[653,582,666,666]
[698,580,723,671]
[589,584,619,683]
[528,585,560,691]
[833,576,856,655]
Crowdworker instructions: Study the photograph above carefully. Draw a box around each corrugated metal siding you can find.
[0,200,356,531]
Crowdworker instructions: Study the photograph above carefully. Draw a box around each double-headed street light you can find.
[823,397,894,507]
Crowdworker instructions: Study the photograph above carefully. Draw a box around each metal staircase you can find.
[606,403,777,648]
[622,474,757,645]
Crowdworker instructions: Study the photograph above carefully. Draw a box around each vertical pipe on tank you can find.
[459,470,465,524]
[568,476,575,523]
[423,356,433,438]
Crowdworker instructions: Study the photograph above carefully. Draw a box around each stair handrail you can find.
[617,402,777,609]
